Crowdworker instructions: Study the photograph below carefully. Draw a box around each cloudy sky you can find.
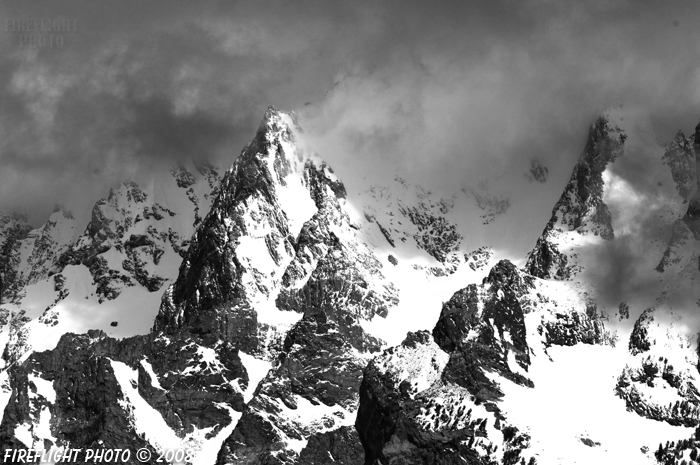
[1,0,699,247]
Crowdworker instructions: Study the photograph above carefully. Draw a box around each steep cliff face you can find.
[156,108,399,464]
[0,328,250,464]
[0,107,403,465]
[0,213,35,306]
[58,161,220,303]
[653,123,700,353]
[1,331,154,463]
[656,125,700,276]
[0,211,81,371]
[154,108,396,346]
[4,107,700,465]
[352,110,700,465]
[0,160,222,377]
[356,260,613,465]
[526,113,626,280]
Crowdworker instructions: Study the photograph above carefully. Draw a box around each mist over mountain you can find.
[0,103,697,465]
[1,0,700,234]
[2,2,700,464]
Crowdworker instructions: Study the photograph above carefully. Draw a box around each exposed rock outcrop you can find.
[526,114,626,279]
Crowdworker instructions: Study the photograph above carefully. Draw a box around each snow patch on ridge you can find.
[110,359,187,460]
[361,257,494,347]
[110,359,240,465]
[497,344,693,465]
[238,351,271,403]
[140,358,164,390]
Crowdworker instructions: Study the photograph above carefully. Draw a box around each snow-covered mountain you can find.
[0,161,221,367]
[359,108,700,465]
[1,106,700,465]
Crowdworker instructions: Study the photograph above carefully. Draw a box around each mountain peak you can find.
[584,113,626,168]
[155,106,359,340]
[264,104,279,118]
[526,112,626,279]
[257,105,295,143]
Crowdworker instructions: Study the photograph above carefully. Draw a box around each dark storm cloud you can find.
[1,0,700,249]
[300,0,700,181]
[296,0,700,265]
[0,1,361,224]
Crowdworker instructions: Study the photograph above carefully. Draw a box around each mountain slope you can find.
[2,107,700,465]
[2,108,410,464]
[526,112,626,280]
[354,110,700,465]
[0,161,221,371]
[355,260,619,465]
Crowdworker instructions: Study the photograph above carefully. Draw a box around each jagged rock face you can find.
[160,119,388,309]
[616,308,700,430]
[134,334,248,433]
[20,210,78,287]
[356,330,532,465]
[629,308,655,355]
[143,108,399,463]
[656,126,700,277]
[276,241,395,350]
[297,426,364,465]
[0,210,80,366]
[362,180,464,265]
[616,356,700,427]
[275,163,399,340]
[525,235,571,281]
[0,162,221,375]
[1,107,406,465]
[10,107,700,464]
[57,163,220,303]
[0,213,33,305]
[0,328,249,463]
[0,167,236,457]
[657,220,695,273]
[357,331,473,465]
[398,202,462,264]
[361,179,480,277]
[358,174,514,282]
[539,310,607,347]
[154,108,393,340]
[432,261,534,406]
[170,161,222,227]
[653,432,700,465]
[526,115,626,279]
[356,260,612,464]
[663,130,697,203]
[0,331,155,463]
[218,313,370,464]
[464,246,493,272]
